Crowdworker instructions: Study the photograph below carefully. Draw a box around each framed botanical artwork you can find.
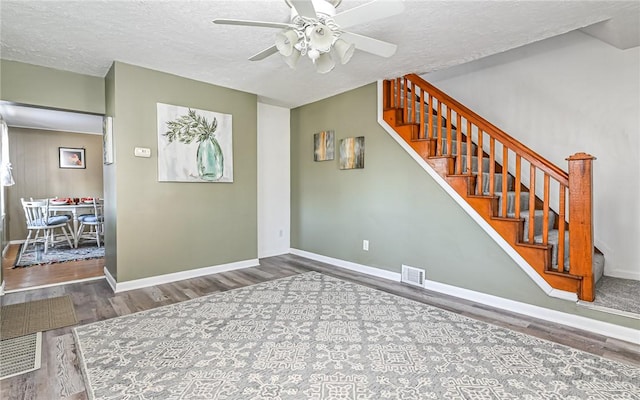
[59,147,86,169]
[314,130,335,161]
[103,116,114,165]
[339,136,365,170]
[157,103,233,183]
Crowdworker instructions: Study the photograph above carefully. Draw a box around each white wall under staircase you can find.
[424,30,640,281]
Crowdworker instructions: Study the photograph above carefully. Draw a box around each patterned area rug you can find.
[14,242,104,268]
[74,272,639,399]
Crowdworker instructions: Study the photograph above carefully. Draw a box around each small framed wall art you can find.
[314,130,335,161]
[59,147,86,169]
[339,136,365,170]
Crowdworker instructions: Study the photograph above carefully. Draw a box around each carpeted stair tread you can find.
[441,139,476,156]
[534,230,602,283]
[484,190,531,215]
[460,155,492,174]
[507,209,555,240]
[478,172,514,194]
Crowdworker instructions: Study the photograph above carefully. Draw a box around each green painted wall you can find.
[291,83,639,330]
[110,62,257,282]
[0,60,105,114]
[104,64,117,279]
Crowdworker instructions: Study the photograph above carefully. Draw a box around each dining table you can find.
[49,202,96,247]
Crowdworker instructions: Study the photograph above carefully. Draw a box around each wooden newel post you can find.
[383,80,391,109]
[566,152,596,301]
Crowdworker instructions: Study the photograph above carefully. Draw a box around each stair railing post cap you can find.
[566,152,596,161]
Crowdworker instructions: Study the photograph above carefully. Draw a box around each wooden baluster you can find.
[446,107,452,156]
[489,138,495,196]
[383,80,389,109]
[403,78,409,123]
[542,174,550,244]
[567,153,596,301]
[528,165,536,243]
[395,78,401,108]
[427,94,434,140]
[436,101,442,156]
[410,81,416,123]
[558,184,566,273]
[456,113,462,173]
[466,121,472,173]
[477,130,483,195]
[515,155,521,220]
[419,88,425,139]
[502,146,509,217]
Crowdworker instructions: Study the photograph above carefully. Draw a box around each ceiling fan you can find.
[212,0,405,73]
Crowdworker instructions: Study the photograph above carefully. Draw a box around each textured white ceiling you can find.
[1,0,638,108]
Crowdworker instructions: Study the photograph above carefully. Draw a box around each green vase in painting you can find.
[197,136,224,181]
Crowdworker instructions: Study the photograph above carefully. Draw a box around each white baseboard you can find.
[0,280,5,296]
[9,239,26,245]
[290,248,402,282]
[259,249,290,259]
[604,268,640,281]
[104,258,260,293]
[104,267,117,292]
[291,248,640,345]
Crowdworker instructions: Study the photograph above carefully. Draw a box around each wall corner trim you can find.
[0,280,5,296]
[290,248,639,345]
[375,80,577,303]
[104,259,260,293]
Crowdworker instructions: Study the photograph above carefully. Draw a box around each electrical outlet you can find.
[363,240,369,251]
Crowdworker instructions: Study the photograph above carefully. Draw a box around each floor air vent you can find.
[401,264,425,287]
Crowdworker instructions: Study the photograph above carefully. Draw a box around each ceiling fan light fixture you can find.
[307,48,321,62]
[275,29,299,56]
[283,49,301,68]
[315,52,335,74]
[308,23,334,52]
[334,38,355,64]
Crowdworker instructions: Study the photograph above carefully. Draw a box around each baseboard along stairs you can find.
[382,74,604,302]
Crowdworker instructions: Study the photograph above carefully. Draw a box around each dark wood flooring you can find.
[2,244,104,291]
[1,254,639,399]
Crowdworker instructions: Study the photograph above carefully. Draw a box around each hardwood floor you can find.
[2,244,104,291]
[1,254,639,399]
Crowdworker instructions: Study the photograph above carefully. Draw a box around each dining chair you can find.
[75,198,104,247]
[19,198,73,258]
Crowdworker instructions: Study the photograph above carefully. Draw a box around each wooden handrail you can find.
[406,74,569,186]
[383,75,596,301]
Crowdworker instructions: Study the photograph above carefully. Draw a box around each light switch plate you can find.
[134,147,151,158]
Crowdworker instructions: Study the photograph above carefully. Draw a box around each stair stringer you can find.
[376,80,577,302]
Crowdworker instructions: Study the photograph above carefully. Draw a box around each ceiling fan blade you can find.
[333,0,405,29]
[249,45,279,61]
[340,32,397,58]
[289,0,317,18]
[213,19,293,30]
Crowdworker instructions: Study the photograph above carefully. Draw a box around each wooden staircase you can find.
[382,74,598,301]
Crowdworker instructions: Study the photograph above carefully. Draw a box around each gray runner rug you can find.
[74,272,639,399]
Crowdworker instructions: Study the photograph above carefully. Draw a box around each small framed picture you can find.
[59,147,86,169]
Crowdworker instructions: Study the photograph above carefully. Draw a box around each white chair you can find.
[75,198,104,247]
[20,198,73,258]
